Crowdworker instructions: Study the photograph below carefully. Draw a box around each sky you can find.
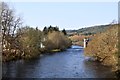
[8,2,118,30]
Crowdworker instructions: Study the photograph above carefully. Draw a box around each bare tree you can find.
[0,2,22,54]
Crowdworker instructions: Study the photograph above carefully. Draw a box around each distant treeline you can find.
[66,24,113,36]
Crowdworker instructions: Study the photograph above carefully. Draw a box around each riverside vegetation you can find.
[84,24,119,77]
[2,25,72,62]
[1,2,72,61]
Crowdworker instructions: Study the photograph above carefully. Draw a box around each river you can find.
[2,45,115,78]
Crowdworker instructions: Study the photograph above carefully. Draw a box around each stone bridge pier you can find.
[84,38,89,48]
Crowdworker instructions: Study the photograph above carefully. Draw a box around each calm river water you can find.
[2,45,115,78]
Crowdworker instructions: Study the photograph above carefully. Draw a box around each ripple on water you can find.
[2,45,115,78]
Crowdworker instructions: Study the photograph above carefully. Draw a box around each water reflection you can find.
[83,60,115,78]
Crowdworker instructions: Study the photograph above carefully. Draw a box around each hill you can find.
[66,24,113,36]
[67,24,114,46]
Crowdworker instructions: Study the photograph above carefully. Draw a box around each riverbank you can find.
[2,46,71,62]
[84,24,119,78]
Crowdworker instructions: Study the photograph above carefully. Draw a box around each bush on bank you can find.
[2,26,72,61]
[85,24,119,72]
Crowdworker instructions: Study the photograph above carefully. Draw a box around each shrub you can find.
[19,26,43,59]
[44,31,72,51]
[85,24,118,71]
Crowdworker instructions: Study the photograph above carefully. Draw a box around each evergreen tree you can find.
[43,26,48,34]
[62,29,67,35]
[48,25,53,32]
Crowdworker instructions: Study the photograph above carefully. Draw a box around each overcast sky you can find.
[8,2,118,30]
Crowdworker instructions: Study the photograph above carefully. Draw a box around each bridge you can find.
[84,38,89,48]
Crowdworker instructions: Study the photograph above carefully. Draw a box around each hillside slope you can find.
[78,24,111,35]
[67,24,113,46]
[67,24,112,36]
